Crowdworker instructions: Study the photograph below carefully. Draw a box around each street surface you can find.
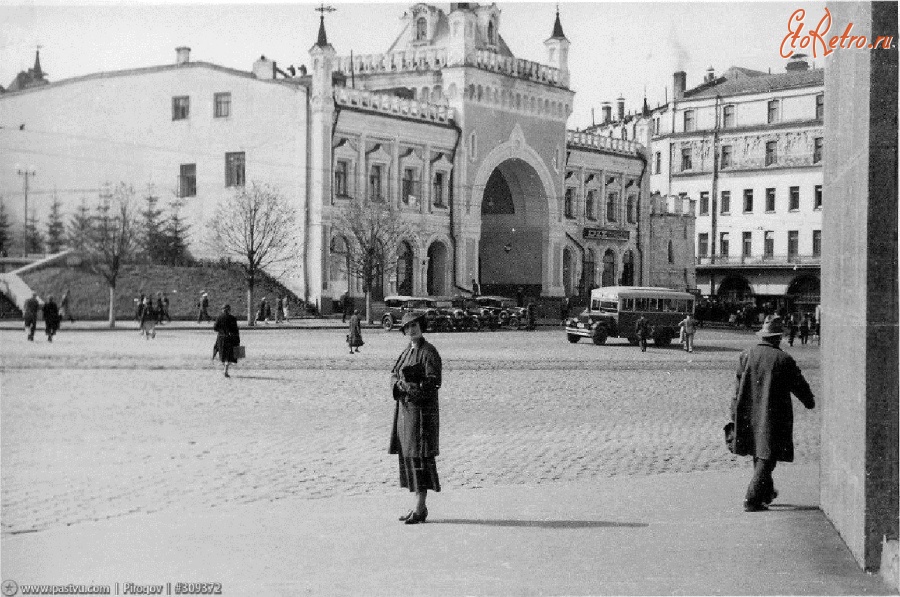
[1,326,821,536]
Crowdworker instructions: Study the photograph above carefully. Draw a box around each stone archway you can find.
[787,274,820,311]
[427,241,449,296]
[717,275,753,301]
[620,250,635,286]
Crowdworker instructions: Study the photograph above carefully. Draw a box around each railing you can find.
[696,254,821,266]
[566,131,642,156]
[334,88,455,123]
[470,50,561,86]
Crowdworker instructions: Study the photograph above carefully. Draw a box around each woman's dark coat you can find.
[42,300,60,333]
[732,341,815,462]
[347,314,364,348]
[389,338,442,459]
[213,312,240,363]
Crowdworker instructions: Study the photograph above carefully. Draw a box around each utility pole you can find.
[16,165,36,232]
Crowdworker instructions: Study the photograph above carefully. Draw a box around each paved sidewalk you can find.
[2,465,892,596]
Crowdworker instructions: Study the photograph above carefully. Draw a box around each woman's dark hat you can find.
[400,312,425,331]
[757,315,783,338]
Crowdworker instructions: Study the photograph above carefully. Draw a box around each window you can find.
[621,129,628,141]
[468,132,477,160]
[764,231,774,258]
[667,240,674,264]
[720,232,729,257]
[178,164,196,198]
[369,164,384,201]
[585,190,595,219]
[681,147,692,171]
[721,190,731,214]
[334,160,349,197]
[683,110,695,132]
[743,189,753,212]
[788,230,799,259]
[720,145,732,168]
[765,188,776,212]
[487,21,495,44]
[654,152,661,174]
[814,185,823,210]
[416,17,427,41]
[765,140,778,166]
[214,92,231,118]
[402,168,418,205]
[813,230,822,257]
[432,171,445,207]
[767,99,780,124]
[789,186,800,211]
[816,93,824,120]
[742,231,752,257]
[698,233,709,257]
[699,191,709,215]
[627,196,636,223]
[606,192,618,222]
[813,137,823,163]
[723,104,735,128]
[172,96,189,120]
[225,152,245,187]
[654,118,660,135]
[564,188,574,218]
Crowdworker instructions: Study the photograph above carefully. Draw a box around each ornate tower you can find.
[543,8,570,87]
[447,4,477,66]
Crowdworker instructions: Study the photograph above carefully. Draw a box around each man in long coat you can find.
[23,292,39,341]
[732,315,815,511]
[42,295,60,342]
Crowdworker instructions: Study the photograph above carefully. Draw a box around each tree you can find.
[139,184,166,263]
[207,182,298,325]
[83,183,140,327]
[0,199,11,256]
[45,193,65,253]
[334,200,412,323]
[67,197,92,252]
[23,209,43,254]
[160,197,192,265]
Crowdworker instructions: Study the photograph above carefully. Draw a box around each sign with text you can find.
[583,227,630,241]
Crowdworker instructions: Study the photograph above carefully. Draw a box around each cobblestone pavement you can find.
[1,327,821,536]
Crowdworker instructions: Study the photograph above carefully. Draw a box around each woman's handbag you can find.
[723,422,736,453]
[233,345,246,360]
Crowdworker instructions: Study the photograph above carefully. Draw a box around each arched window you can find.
[606,192,618,222]
[396,241,414,296]
[564,188,574,218]
[667,240,675,264]
[584,249,596,290]
[329,236,350,290]
[602,249,616,287]
[562,247,573,295]
[620,250,634,286]
[586,190,595,219]
[416,17,428,41]
[487,21,495,44]
[627,195,636,223]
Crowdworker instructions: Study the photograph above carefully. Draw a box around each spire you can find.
[316,15,328,46]
[33,47,43,78]
[550,6,567,40]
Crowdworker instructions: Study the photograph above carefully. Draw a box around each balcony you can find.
[696,254,821,268]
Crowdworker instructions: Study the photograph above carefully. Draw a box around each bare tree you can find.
[83,183,140,327]
[207,182,298,325]
[334,200,412,323]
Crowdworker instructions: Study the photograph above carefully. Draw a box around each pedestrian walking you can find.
[389,312,443,525]
[197,292,211,322]
[213,304,240,378]
[730,315,815,512]
[139,297,157,339]
[525,301,536,331]
[162,293,172,322]
[59,288,75,323]
[787,312,799,346]
[347,308,364,353]
[470,278,480,298]
[275,296,285,323]
[257,296,269,324]
[799,313,811,345]
[42,294,60,342]
[135,292,146,321]
[155,292,165,325]
[283,299,291,321]
[23,292,39,341]
[678,313,697,353]
[635,314,650,352]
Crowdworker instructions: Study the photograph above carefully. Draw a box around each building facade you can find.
[0,3,693,311]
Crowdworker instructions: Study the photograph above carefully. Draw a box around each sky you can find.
[1,0,827,130]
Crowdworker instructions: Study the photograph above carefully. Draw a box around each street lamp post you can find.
[15,164,36,230]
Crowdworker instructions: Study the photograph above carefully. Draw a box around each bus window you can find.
[636,298,648,311]
[622,298,634,311]
[591,299,601,311]
[648,298,658,311]
[600,300,618,312]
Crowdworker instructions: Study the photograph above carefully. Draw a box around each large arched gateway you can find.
[478,157,551,297]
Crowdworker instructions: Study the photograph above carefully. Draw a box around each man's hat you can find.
[757,315,784,338]
[400,312,426,332]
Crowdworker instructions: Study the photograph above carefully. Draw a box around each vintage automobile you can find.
[565,286,695,346]
[440,295,484,331]
[473,296,526,330]
[381,295,439,331]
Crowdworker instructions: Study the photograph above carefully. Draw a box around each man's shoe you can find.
[763,489,779,506]
[743,501,769,512]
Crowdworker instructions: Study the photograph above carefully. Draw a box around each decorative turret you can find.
[309,14,336,106]
[544,8,570,87]
[447,3,477,65]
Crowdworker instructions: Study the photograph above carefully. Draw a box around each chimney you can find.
[616,95,625,121]
[601,102,612,123]
[705,66,715,83]
[786,53,810,72]
[253,55,275,80]
[673,71,686,101]
[176,46,191,65]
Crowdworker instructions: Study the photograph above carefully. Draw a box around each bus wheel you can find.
[592,329,608,345]
[654,331,672,347]
[382,315,394,330]
[627,336,640,346]
[567,334,580,344]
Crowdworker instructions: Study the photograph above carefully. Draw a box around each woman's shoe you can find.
[404,507,428,525]
[399,510,414,522]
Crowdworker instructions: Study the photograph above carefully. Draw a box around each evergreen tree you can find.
[0,199,12,256]
[23,209,44,254]
[67,197,93,252]
[162,197,192,265]
[45,193,66,253]
[140,184,165,262]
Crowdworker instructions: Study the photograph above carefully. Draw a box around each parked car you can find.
[434,295,482,331]
[381,295,438,331]
[473,296,525,329]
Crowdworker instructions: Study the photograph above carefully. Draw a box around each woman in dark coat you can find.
[213,304,240,377]
[42,295,60,342]
[389,312,442,524]
[347,309,364,353]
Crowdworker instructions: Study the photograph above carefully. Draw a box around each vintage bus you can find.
[564,286,695,346]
